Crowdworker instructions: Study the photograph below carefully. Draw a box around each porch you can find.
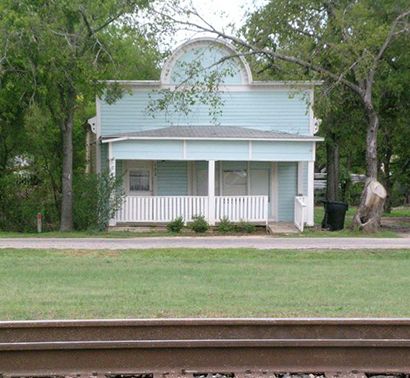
[101,125,319,230]
[108,159,311,230]
[115,195,269,225]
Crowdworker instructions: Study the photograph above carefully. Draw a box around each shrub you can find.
[191,215,209,233]
[0,174,58,232]
[217,217,235,233]
[167,217,184,233]
[235,221,256,233]
[73,172,124,231]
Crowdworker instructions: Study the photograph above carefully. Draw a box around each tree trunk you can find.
[381,147,393,213]
[352,106,386,232]
[326,138,339,201]
[59,108,74,232]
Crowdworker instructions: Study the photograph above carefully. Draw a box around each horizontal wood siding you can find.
[115,160,123,178]
[252,141,313,161]
[156,161,188,196]
[109,140,314,162]
[100,143,108,172]
[278,162,298,221]
[170,47,243,84]
[112,140,184,160]
[100,90,310,136]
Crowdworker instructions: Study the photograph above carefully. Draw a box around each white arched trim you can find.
[160,37,253,85]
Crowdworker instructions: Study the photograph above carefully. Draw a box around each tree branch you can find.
[154,9,365,96]
[375,9,410,64]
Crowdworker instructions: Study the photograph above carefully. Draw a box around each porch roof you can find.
[102,126,323,143]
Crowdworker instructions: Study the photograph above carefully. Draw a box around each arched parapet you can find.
[160,37,253,86]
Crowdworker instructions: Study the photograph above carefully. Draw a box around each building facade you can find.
[89,38,322,229]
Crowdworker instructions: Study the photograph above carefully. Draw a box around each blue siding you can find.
[156,161,188,195]
[100,143,108,172]
[186,141,249,160]
[109,139,314,161]
[252,141,313,161]
[250,161,272,169]
[100,90,310,136]
[115,160,124,178]
[302,161,309,196]
[170,46,243,84]
[278,162,297,222]
[112,140,183,160]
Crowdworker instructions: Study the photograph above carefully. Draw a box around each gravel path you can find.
[0,236,409,250]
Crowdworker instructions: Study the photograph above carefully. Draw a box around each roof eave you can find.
[101,136,324,143]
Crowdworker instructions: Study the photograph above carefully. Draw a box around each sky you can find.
[190,0,267,30]
[171,0,268,45]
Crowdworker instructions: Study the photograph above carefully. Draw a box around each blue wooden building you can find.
[89,38,323,230]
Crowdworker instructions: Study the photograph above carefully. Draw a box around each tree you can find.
[0,0,153,231]
[152,0,410,231]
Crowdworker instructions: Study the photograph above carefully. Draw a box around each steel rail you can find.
[1,318,410,377]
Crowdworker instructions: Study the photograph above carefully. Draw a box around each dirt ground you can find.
[381,216,410,235]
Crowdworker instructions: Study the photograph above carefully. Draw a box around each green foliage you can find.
[146,50,238,124]
[0,0,161,231]
[217,217,235,233]
[235,221,256,234]
[344,183,365,207]
[190,215,209,233]
[73,173,124,231]
[167,217,184,233]
[0,174,59,232]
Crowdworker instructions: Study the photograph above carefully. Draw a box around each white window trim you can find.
[125,161,153,196]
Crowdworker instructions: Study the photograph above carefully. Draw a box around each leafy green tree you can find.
[154,0,410,231]
[0,0,159,231]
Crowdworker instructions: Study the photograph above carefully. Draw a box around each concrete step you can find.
[267,222,299,235]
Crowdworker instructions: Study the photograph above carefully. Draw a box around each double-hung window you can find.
[129,169,151,193]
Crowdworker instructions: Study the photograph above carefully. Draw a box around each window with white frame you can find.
[223,169,247,195]
[129,169,151,192]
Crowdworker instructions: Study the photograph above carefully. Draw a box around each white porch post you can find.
[208,160,215,225]
[306,161,314,226]
[108,142,117,226]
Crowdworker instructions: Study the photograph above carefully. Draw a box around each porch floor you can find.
[267,222,299,235]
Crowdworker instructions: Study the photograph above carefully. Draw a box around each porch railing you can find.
[114,195,268,224]
[115,196,208,223]
[294,195,307,232]
[215,196,268,223]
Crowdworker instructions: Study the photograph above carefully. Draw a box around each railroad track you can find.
[1,318,410,377]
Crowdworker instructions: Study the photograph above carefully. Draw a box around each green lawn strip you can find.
[0,206,407,239]
[382,207,410,217]
[0,230,174,238]
[1,248,410,320]
[297,228,399,238]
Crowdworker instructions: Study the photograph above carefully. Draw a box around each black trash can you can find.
[321,201,348,231]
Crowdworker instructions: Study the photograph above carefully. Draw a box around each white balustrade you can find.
[294,195,307,232]
[214,196,268,223]
[114,195,269,224]
[115,196,208,223]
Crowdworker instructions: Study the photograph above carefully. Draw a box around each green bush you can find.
[73,172,124,231]
[217,217,235,233]
[191,215,209,233]
[167,217,184,233]
[235,221,256,233]
[0,174,58,232]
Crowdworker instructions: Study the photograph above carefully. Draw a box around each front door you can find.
[249,167,271,218]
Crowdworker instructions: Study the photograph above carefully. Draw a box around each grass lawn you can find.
[1,248,410,320]
[0,230,173,238]
[296,206,405,238]
[0,206,407,239]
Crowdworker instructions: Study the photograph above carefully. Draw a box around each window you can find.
[129,169,150,192]
[223,169,247,195]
